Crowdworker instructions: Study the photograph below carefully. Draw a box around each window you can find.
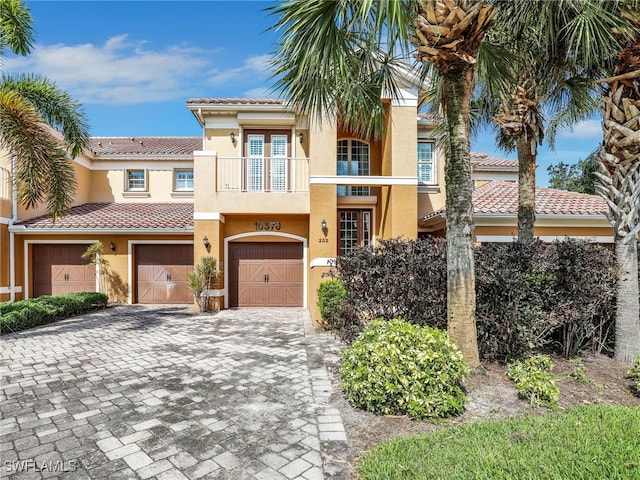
[339,209,372,256]
[270,135,288,192]
[126,169,146,191]
[247,134,265,191]
[417,142,435,184]
[174,169,194,191]
[337,139,370,196]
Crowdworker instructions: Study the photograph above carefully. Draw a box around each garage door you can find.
[229,242,303,307]
[33,244,96,297]
[136,244,193,304]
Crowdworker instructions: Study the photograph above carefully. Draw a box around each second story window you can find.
[417,142,435,184]
[174,169,194,191]
[127,169,146,191]
[337,139,369,196]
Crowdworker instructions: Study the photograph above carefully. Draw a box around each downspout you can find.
[9,153,18,302]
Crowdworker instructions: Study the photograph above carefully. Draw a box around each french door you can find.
[245,132,289,192]
[338,209,372,256]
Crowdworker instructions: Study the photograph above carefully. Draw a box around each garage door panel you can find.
[230,242,303,307]
[33,244,95,297]
[136,245,193,304]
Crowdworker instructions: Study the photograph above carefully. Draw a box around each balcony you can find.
[217,157,309,193]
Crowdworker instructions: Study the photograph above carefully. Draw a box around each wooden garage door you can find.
[33,244,96,297]
[229,242,303,307]
[136,244,193,304]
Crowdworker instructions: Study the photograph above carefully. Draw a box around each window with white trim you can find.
[417,142,435,184]
[337,139,370,196]
[174,169,194,191]
[270,134,288,192]
[126,169,146,191]
[247,134,264,191]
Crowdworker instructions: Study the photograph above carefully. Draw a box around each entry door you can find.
[338,210,372,256]
[32,244,96,297]
[229,242,303,307]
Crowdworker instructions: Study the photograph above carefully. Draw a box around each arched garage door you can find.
[229,242,303,307]
[136,244,193,304]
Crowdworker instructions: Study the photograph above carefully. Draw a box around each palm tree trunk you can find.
[614,238,640,364]
[517,137,536,244]
[442,65,480,368]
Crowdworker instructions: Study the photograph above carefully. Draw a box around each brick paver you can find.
[1,306,350,478]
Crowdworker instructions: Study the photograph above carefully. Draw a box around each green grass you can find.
[358,405,640,480]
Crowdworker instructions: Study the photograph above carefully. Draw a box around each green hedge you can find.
[1,292,108,335]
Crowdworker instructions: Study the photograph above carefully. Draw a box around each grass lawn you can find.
[358,405,640,480]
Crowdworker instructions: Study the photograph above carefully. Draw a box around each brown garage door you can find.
[136,244,193,304]
[33,244,96,297]
[229,242,303,307]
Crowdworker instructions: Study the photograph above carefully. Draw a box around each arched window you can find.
[337,139,369,196]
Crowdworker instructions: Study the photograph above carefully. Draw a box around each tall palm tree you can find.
[486,0,620,244]
[596,4,640,364]
[0,0,89,220]
[270,0,496,366]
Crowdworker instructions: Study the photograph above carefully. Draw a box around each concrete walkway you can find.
[1,306,350,479]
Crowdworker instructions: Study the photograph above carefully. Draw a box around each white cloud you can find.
[558,119,602,140]
[3,36,270,105]
[207,54,272,86]
[242,86,277,98]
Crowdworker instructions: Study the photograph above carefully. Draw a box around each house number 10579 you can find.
[255,222,281,231]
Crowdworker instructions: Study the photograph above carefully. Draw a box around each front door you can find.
[338,209,372,256]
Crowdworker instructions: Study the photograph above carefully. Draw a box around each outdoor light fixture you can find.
[203,236,210,248]
[109,241,116,252]
[321,219,328,236]
[298,133,304,143]
[230,132,236,144]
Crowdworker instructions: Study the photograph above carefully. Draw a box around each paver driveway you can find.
[1,306,350,479]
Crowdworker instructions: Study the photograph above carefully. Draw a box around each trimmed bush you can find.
[317,279,347,330]
[340,318,470,419]
[1,292,108,334]
[507,354,559,408]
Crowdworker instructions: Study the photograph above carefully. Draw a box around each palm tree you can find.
[596,5,640,364]
[270,0,497,367]
[0,0,89,220]
[486,0,620,244]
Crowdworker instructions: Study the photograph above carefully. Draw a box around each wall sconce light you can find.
[321,219,328,236]
[230,132,236,144]
[298,132,304,143]
[109,241,116,252]
[203,236,210,249]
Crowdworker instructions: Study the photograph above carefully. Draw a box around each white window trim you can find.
[173,168,194,192]
[125,169,147,192]
[417,141,437,186]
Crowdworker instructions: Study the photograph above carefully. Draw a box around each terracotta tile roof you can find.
[16,203,194,230]
[422,181,607,222]
[88,137,201,156]
[471,152,518,169]
[186,98,286,105]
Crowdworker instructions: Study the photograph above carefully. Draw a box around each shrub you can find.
[0,292,108,334]
[317,279,347,330]
[506,354,559,408]
[630,357,640,395]
[335,237,447,330]
[475,241,558,362]
[340,318,470,419]
[188,256,218,312]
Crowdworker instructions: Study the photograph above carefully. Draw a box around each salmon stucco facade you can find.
[0,74,615,321]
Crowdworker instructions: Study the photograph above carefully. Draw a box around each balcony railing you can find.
[0,167,9,200]
[217,157,309,193]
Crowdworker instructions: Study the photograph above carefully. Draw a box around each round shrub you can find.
[340,318,470,419]
[317,279,347,330]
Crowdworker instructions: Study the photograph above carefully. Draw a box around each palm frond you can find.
[1,73,89,156]
[0,0,34,56]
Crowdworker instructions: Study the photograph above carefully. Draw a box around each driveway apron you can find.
[0,306,350,479]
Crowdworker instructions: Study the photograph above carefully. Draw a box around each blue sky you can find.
[5,1,605,186]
